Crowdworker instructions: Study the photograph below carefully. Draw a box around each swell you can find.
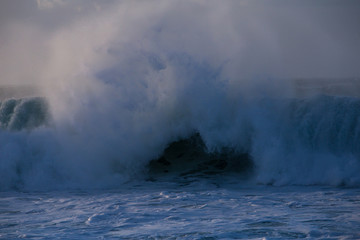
[245,95,360,186]
[256,95,360,157]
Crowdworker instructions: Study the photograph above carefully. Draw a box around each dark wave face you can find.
[147,133,254,179]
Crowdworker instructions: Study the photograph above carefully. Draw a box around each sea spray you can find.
[1,1,360,190]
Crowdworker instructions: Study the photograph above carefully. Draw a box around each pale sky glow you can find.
[37,0,66,9]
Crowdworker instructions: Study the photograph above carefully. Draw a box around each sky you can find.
[1,0,360,87]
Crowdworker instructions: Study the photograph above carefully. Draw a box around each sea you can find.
[1,80,360,239]
[1,184,360,239]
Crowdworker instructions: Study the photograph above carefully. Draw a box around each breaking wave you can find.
[1,92,360,191]
[2,1,360,191]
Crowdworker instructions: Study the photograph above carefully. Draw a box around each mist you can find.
[2,0,359,115]
[1,1,360,82]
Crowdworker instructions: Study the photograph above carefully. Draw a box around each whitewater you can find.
[1,88,360,190]
[1,1,360,239]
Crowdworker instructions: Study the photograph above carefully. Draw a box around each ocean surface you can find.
[1,183,360,239]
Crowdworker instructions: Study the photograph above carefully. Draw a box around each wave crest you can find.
[0,97,49,131]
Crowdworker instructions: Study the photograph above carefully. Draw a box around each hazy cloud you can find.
[36,0,66,10]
